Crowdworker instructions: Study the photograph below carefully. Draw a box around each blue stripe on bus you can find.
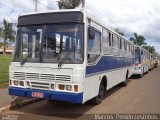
[86,56,134,75]
[9,87,83,103]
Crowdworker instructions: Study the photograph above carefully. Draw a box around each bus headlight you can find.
[58,84,78,92]
[19,81,24,86]
[51,84,54,90]
[66,85,72,91]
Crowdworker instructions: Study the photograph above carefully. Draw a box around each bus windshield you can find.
[135,48,141,64]
[14,24,84,64]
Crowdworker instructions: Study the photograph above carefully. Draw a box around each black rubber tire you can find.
[140,68,144,78]
[121,73,128,87]
[146,71,148,74]
[91,82,105,105]
[140,73,143,78]
[146,67,149,74]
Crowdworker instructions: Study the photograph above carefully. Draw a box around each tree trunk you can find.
[3,39,6,54]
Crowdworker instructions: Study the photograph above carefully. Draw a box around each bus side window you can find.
[129,44,131,54]
[102,29,111,54]
[119,38,122,49]
[102,29,109,47]
[124,41,128,57]
[132,45,135,56]
[124,40,126,50]
[109,32,112,47]
[127,42,129,52]
[113,34,119,48]
[121,39,124,50]
[88,30,101,63]
[112,34,114,47]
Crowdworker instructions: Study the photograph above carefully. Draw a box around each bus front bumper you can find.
[133,69,142,75]
[9,87,83,104]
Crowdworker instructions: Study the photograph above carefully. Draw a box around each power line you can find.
[35,0,38,12]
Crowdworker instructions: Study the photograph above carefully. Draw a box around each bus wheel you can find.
[140,69,144,78]
[91,82,105,105]
[121,73,128,87]
[146,67,149,74]
[140,73,143,78]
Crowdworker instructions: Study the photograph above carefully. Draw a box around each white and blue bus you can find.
[133,45,150,77]
[9,9,134,105]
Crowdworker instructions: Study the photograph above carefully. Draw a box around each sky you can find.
[0,0,160,53]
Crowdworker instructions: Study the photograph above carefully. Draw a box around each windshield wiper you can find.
[58,51,72,67]
[20,48,39,65]
[58,40,79,67]
[58,25,79,68]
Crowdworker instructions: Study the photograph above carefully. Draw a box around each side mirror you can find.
[88,26,95,39]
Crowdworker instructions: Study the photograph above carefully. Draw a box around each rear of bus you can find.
[149,54,155,70]
[133,46,150,77]
[133,46,143,76]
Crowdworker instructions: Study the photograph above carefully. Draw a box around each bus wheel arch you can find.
[140,67,144,78]
[101,75,107,92]
[126,69,129,79]
[146,66,149,74]
[90,75,107,105]
[121,70,129,87]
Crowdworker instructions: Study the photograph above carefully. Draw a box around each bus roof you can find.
[19,9,133,44]
[19,9,84,17]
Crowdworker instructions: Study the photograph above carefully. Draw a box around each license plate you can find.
[32,92,44,98]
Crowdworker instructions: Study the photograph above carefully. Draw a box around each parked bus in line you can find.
[149,53,156,70]
[133,45,150,77]
[9,9,135,105]
[154,53,158,68]
[152,53,158,68]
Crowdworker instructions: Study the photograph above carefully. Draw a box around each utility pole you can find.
[35,0,38,12]
[82,0,85,9]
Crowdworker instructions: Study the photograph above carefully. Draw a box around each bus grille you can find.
[14,72,25,80]
[30,82,50,90]
[13,72,72,82]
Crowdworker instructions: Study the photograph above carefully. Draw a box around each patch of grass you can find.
[0,54,12,87]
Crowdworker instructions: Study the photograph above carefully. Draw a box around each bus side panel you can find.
[83,56,134,103]
[83,67,133,103]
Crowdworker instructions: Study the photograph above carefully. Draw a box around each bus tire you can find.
[140,74,143,78]
[140,68,144,78]
[121,72,128,87]
[146,67,149,74]
[91,81,105,105]
[146,71,148,74]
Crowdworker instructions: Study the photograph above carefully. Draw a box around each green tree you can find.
[58,0,82,9]
[0,19,15,54]
[0,28,3,36]
[142,45,155,53]
[130,32,146,46]
[115,28,125,36]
